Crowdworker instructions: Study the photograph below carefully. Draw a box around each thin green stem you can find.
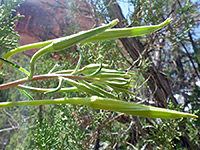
[0,97,91,108]
[0,57,30,76]
[29,44,54,79]
[0,40,55,67]
[18,89,34,100]
[44,77,64,94]
[71,45,82,75]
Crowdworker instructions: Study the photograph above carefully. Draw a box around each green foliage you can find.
[0,0,199,149]
[0,0,25,103]
[0,0,24,55]
[190,85,200,127]
[194,39,200,69]
[141,102,199,149]
[23,105,139,149]
[25,105,90,149]
[143,119,183,149]
[80,40,127,69]
[1,36,132,149]
[0,1,30,149]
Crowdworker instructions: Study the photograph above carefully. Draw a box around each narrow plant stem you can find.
[0,74,95,90]
[0,97,91,108]
[181,42,200,79]
[29,45,54,79]
[0,57,30,76]
[0,40,55,68]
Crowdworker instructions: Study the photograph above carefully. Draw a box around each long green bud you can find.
[0,18,172,69]
[0,96,197,119]
[82,18,172,43]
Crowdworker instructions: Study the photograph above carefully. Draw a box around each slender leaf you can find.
[0,57,30,76]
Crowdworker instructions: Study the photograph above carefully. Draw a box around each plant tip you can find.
[167,18,173,22]
[110,19,119,27]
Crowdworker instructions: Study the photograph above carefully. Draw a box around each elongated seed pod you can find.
[89,96,198,119]
[82,18,172,43]
[97,68,130,75]
[0,18,172,68]
[0,96,197,119]
[55,64,109,75]
[93,73,131,78]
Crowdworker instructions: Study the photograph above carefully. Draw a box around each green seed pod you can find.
[90,96,198,119]
[1,18,171,69]
[54,64,109,75]
[78,64,109,75]
[0,96,197,119]
[99,68,129,74]
[82,18,173,43]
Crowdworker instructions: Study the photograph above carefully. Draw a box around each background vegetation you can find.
[0,0,199,149]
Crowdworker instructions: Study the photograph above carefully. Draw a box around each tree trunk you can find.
[103,0,177,107]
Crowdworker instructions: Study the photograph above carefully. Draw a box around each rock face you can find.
[15,0,96,56]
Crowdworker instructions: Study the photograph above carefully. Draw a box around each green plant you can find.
[0,0,23,54]
[141,102,199,149]
[83,0,200,149]
[0,18,197,119]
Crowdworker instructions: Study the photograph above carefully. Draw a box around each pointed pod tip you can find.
[109,19,119,27]
[191,114,198,119]
[170,111,198,119]
[166,18,173,23]
[156,18,173,29]
[181,111,198,119]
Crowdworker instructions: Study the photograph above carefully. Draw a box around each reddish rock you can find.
[15,0,96,56]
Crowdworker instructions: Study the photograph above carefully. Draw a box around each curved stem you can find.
[29,44,54,79]
[0,39,55,68]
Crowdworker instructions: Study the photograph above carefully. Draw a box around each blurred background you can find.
[0,0,199,149]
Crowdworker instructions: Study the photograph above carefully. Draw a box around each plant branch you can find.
[181,42,200,79]
[0,74,95,90]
